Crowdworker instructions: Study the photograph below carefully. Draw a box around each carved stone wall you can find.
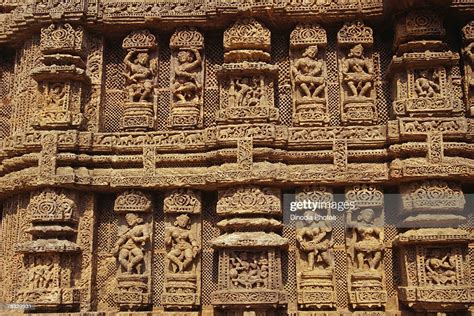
[0,1,473,315]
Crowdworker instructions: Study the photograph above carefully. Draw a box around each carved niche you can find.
[31,23,89,130]
[112,190,153,310]
[295,186,336,310]
[211,186,287,314]
[399,180,467,227]
[462,21,474,117]
[290,24,330,126]
[388,10,465,139]
[122,30,158,132]
[337,21,377,125]
[394,228,473,312]
[216,18,279,124]
[169,27,204,129]
[15,188,81,311]
[345,184,386,309]
[162,189,201,310]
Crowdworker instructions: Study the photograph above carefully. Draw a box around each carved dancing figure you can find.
[341,44,374,98]
[347,208,383,271]
[463,42,474,87]
[123,50,157,103]
[292,45,325,101]
[415,69,440,98]
[425,249,457,285]
[297,212,334,270]
[112,213,150,274]
[172,48,202,103]
[165,214,199,273]
[229,252,268,289]
[229,76,264,107]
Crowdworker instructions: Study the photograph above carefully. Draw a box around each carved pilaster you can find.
[295,186,336,310]
[112,190,153,310]
[345,184,386,310]
[337,21,377,125]
[216,18,279,124]
[31,23,90,130]
[121,30,158,132]
[169,27,204,129]
[15,189,81,311]
[290,24,329,126]
[211,186,287,314]
[162,189,201,310]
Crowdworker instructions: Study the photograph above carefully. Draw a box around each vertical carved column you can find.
[112,190,153,310]
[295,186,336,310]
[162,189,201,311]
[395,180,472,312]
[216,18,279,124]
[15,189,81,311]
[121,30,158,132]
[345,184,386,310]
[290,24,329,126]
[211,186,287,315]
[462,21,474,117]
[388,10,465,140]
[31,23,89,130]
[169,27,204,129]
[337,21,377,125]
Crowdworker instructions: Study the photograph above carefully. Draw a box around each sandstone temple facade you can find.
[0,1,473,315]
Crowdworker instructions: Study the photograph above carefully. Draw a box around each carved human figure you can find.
[425,249,457,285]
[347,208,383,271]
[415,69,440,98]
[123,50,157,103]
[229,76,264,107]
[165,214,199,273]
[172,48,202,103]
[44,83,66,110]
[297,212,334,270]
[341,44,374,98]
[463,42,474,87]
[28,258,54,290]
[229,252,268,289]
[112,213,151,274]
[292,45,325,101]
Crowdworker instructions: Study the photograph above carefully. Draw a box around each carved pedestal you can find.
[31,23,89,130]
[211,186,287,315]
[337,21,377,125]
[113,190,153,310]
[216,18,279,125]
[295,186,336,310]
[15,189,81,311]
[345,185,387,310]
[395,229,473,312]
[169,27,204,129]
[121,30,158,132]
[162,189,201,310]
[290,24,329,127]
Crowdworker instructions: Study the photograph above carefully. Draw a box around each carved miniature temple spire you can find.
[295,186,336,310]
[290,24,330,126]
[31,23,89,130]
[112,190,153,310]
[162,189,202,311]
[15,189,81,311]
[211,186,287,314]
[216,18,279,124]
[345,184,387,310]
[121,30,158,132]
[169,27,204,129]
[337,21,378,125]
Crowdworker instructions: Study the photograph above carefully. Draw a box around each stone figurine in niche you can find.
[464,42,474,87]
[28,257,54,290]
[296,211,334,271]
[229,251,269,289]
[346,208,383,271]
[172,48,202,103]
[123,50,158,103]
[165,213,199,273]
[341,44,374,98]
[292,45,325,101]
[112,213,151,274]
[415,69,440,98]
[425,249,457,285]
[229,76,265,108]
